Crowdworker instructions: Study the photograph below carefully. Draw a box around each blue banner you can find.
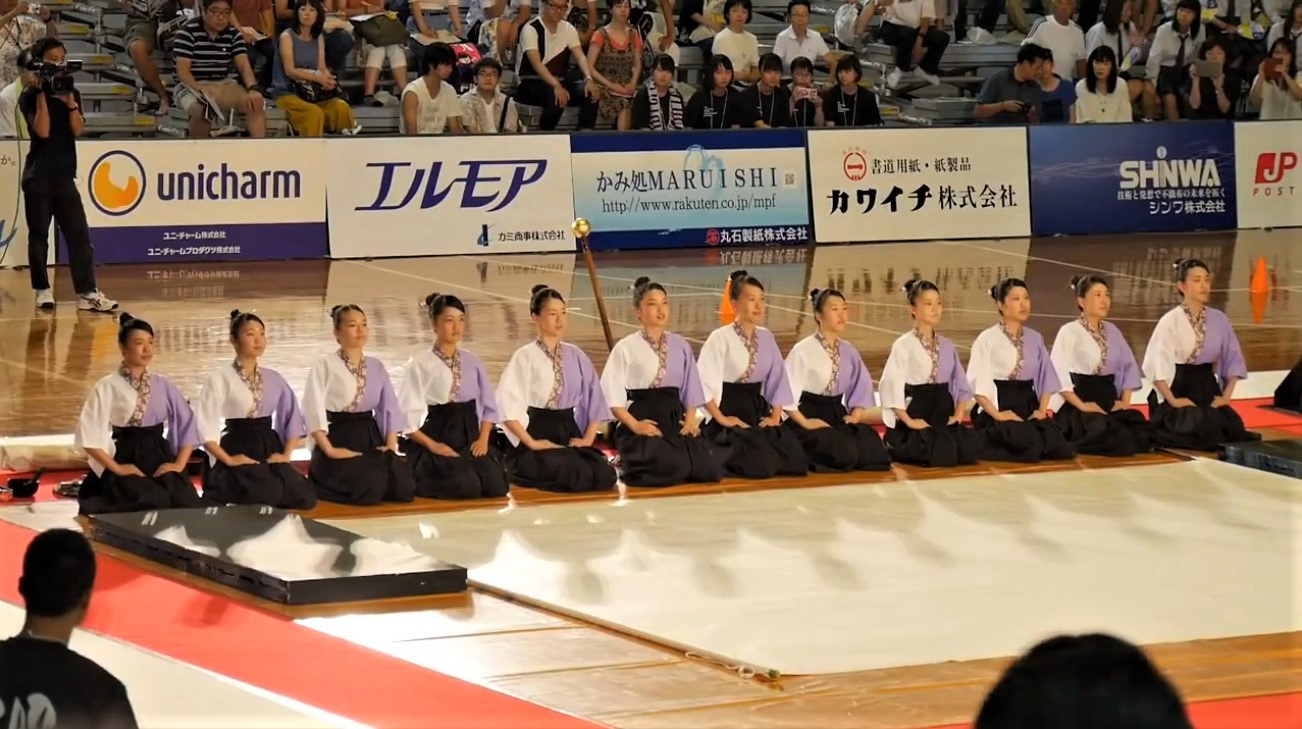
[569,130,812,251]
[1028,121,1237,236]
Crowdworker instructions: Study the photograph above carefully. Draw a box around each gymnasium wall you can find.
[0,120,1297,269]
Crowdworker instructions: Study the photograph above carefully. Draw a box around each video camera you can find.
[25,58,82,95]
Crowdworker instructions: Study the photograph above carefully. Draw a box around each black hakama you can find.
[1147,363,1260,451]
[78,423,209,515]
[309,410,416,505]
[202,417,317,510]
[786,392,891,472]
[884,383,979,468]
[1053,373,1152,457]
[702,381,808,479]
[971,380,1076,463]
[407,401,510,499]
[508,407,618,493]
[613,387,723,487]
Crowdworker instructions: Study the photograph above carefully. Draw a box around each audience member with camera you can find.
[19,37,117,312]
[0,48,33,138]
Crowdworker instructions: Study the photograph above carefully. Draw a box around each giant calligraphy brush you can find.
[573,218,615,352]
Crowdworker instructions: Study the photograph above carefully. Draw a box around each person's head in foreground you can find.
[975,633,1194,729]
[18,529,97,640]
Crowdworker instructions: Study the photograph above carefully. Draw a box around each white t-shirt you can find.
[1258,73,1302,120]
[711,27,759,76]
[0,80,21,138]
[516,18,581,75]
[1024,17,1087,80]
[401,79,462,134]
[772,26,829,74]
[1072,78,1133,123]
[881,0,936,29]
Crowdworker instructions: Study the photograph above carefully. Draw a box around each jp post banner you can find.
[74,139,329,263]
[1235,120,1302,230]
[569,129,811,251]
[326,136,576,259]
[1029,121,1237,236]
[808,127,1031,244]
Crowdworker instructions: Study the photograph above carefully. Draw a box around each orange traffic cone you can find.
[1250,256,1269,295]
[1251,290,1267,325]
[719,277,735,326]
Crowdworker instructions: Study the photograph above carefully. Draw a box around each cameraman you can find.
[0,48,33,137]
[19,37,116,312]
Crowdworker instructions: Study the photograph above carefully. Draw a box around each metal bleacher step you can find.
[77,81,139,102]
[67,53,117,73]
[83,111,159,136]
[55,22,94,40]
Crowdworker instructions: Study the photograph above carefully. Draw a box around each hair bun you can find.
[633,276,651,288]
[989,284,1000,301]
[118,312,134,327]
[1069,274,1083,290]
[808,288,821,304]
[530,283,550,297]
[729,269,748,281]
[1172,258,1185,270]
[901,278,919,294]
[329,304,343,317]
[229,309,242,320]
[424,292,441,307]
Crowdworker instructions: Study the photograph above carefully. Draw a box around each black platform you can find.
[87,506,467,604]
[1222,438,1302,480]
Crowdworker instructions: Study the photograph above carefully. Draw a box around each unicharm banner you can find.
[73,139,328,263]
[325,136,576,258]
[569,130,811,251]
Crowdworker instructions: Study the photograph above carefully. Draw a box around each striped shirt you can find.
[172,18,247,82]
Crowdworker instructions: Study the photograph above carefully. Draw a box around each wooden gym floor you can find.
[0,230,1300,728]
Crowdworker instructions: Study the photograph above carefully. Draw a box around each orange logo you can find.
[88,151,146,216]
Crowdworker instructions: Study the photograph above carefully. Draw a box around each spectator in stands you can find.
[274,0,352,77]
[233,0,277,89]
[408,0,463,39]
[1266,0,1302,59]
[271,0,358,135]
[823,54,882,126]
[460,56,524,131]
[686,52,742,127]
[1086,0,1157,119]
[739,52,791,127]
[628,0,676,55]
[681,0,727,54]
[402,41,464,132]
[2,1,53,93]
[587,0,644,130]
[494,0,533,63]
[774,0,834,75]
[0,530,138,729]
[975,633,1192,729]
[334,0,407,106]
[1186,37,1240,118]
[1146,0,1204,120]
[633,53,686,128]
[119,0,177,114]
[789,55,823,126]
[515,0,598,131]
[174,0,268,137]
[711,0,759,84]
[1037,49,1077,121]
[857,0,948,88]
[975,43,1049,123]
[0,47,32,138]
[953,0,1000,44]
[1024,0,1088,80]
[1252,36,1302,117]
[1075,45,1134,121]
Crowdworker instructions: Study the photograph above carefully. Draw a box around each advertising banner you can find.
[73,139,328,264]
[0,141,31,270]
[569,130,810,251]
[808,128,1031,243]
[1028,121,1237,236]
[326,136,575,259]
[1234,120,1302,230]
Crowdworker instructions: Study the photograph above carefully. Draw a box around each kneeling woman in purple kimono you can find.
[966,278,1075,463]
[498,285,617,493]
[74,313,208,514]
[196,310,317,509]
[398,293,510,500]
[1143,258,1260,451]
[697,270,808,479]
[879,280,979,468]
[1050,275,1152,457]
[782,288,891,472]
[600,278,722,487]
[303,305,416,505]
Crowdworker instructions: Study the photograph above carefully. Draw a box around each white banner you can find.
[808,127,1031,243]
[75,138,328,263]
[0,140,52,271]
[325,136,576,258]
[1235,120,1302,229]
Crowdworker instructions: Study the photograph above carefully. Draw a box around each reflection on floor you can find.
[318,460,1302,676]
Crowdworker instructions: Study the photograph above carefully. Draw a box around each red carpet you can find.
[926,691,1302,729]
[0,521,600,729]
